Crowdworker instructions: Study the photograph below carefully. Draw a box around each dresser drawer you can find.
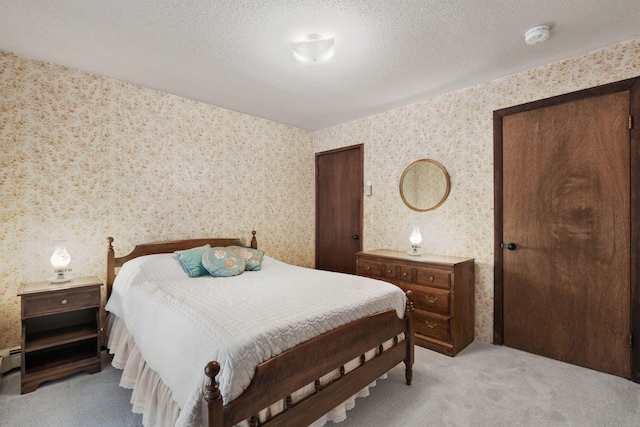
[414,310,451,343]
[356,257,384,279]
[381,262,399,280]
[411,286,451,315]
[22,287,100,318]
[397,265,413,283]
[414,268,451,289]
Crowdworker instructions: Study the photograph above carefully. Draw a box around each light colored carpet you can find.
[0,353,142,426]
[1,343,639,426]
[331,342,640,426]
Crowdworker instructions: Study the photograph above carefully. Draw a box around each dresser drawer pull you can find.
[425,295,438,304]
[61,299,68,305]
[366,266,371,271]
[425,321,438,329]
[402,272,408,277]
[387,269,393,274]
[429,276,435,281]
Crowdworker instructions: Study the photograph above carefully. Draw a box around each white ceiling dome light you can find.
[525,25,550,45]
[289,33,336,66]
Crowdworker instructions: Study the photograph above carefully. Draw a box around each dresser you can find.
[18,276,102,393]
[356,249,474,356]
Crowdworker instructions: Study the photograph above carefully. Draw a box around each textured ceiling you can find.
[1,1,639,130]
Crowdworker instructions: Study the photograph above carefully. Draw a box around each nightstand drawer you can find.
[414,310,451,343]
[22,287,100,318]
[414,268,451,289]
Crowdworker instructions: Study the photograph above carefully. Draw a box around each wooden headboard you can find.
[106,230,258,298]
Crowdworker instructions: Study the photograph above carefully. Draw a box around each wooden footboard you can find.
[203,296,414,427]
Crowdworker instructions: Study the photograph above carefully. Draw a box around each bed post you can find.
[203,361,224,427]
[404,290,415,385]
[107,237,115,299]
[250,230,257,249]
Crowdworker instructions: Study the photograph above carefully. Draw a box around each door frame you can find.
[315,144,364,270]
[493,77,640,381]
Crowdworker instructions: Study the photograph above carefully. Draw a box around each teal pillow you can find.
[202,247,246,277]
[228,246,265,271]
[175,244,211,277]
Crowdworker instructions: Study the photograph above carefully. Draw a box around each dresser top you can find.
[18,275,102,296]
[357,249,474,266]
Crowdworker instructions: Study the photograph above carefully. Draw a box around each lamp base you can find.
[407,247,424,256]
[49,272,71,284]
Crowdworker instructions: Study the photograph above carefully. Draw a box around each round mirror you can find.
[399,159,451,212]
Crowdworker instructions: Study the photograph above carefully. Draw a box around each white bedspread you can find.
[105,253,406,426]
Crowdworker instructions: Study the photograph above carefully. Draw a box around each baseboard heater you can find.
[0,347,21,374]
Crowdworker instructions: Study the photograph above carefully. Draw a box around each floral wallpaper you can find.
[314,38,640,343]
[1,38,639,350]
[0,51,315,349]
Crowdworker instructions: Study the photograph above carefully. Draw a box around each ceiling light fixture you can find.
[289,33,335,66]
[525,25,550,45]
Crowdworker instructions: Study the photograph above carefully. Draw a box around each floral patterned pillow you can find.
[228,246,266,271]
[201,247,246,277]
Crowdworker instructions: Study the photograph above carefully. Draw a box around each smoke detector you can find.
[525,25,550,45]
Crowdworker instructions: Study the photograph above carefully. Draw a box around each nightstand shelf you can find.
[24,341,99,375]
[18,276,102,393]
[24,323,98,352]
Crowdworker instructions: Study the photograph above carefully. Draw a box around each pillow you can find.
[175,244,211,277]
[228,246,265,271]
[202,247,246,277]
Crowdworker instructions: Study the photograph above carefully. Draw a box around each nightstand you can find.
[356,250,475,356]
[18,276,102,393]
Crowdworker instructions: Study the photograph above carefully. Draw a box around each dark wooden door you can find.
[316,145,363,274]
[500,91,631,377]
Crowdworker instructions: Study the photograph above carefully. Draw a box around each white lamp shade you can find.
[50,243,70,269]
[409,227,422,245]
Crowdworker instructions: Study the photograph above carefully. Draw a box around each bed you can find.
[105,231,415,427]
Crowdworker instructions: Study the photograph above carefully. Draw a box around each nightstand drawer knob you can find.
[61,299,68,305]
[366,267,371,270]
[425,321,438,329]
[387,269,393,274]
[425,295,438,304]
[429,276,435,281]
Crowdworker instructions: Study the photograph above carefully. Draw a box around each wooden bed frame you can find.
[106,231,415,427]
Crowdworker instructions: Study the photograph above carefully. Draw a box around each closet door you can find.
[500,91,631,377]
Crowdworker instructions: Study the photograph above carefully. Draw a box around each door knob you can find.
[353,235,360,240]
[505,243,517,251]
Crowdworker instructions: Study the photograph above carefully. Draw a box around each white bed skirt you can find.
[107,315,396,427]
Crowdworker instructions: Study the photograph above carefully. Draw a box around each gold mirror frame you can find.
[399,159,451,212]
